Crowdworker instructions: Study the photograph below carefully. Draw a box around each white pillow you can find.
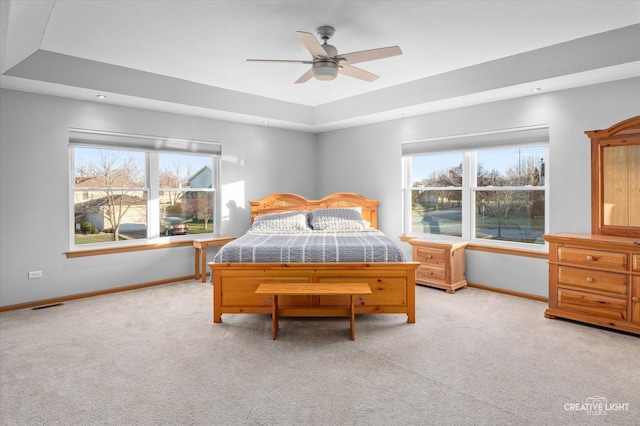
[250,211,311,232]
[310,207,366,231]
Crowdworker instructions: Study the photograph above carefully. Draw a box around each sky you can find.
[73,147,212,179]
[411,146,545,182]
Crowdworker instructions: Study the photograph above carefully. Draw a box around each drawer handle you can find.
[428,270,434,275]
[426,255,433,259]
[586,277,594,283]
[633,297,640,303]
[586,255,594,261]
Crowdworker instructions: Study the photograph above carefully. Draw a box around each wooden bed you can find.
[208,192,419,324]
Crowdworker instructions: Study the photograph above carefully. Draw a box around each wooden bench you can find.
[254,283,372,340]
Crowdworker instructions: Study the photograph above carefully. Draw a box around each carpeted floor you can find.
[1,280,638,425]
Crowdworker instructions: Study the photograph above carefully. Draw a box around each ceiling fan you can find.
[246,26,402,84]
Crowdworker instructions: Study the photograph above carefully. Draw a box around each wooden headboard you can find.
[249,192,379,229]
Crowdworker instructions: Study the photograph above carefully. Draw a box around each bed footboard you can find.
[208,262,419,324]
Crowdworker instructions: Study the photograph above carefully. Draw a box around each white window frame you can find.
[69,129,222,249]
[402,126,549,250]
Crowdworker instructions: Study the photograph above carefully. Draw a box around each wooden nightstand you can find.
[405,235,468,293]
[193,237,235,282]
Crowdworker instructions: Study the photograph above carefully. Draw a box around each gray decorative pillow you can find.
[250,211,311,232]
[310,207,366,231]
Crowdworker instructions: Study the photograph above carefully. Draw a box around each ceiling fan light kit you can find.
[246,25,402,84]
[313,61,338,81]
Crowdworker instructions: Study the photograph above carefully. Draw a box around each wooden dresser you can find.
[406,236,468,293]
[544,233,640,335]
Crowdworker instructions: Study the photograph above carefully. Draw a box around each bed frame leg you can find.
[407,278,416,323]
[213,280,222,323]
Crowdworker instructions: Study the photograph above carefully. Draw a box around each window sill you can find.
[66,239,197,258]
[466,243,548,259]
[400,234,548,259]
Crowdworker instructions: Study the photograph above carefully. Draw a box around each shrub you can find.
[80,221,96,234]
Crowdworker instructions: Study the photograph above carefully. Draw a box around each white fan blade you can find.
[337,46,402,64]
[247,59,313,64]
[294,68,314,84]
[339,64,379,82]
[297,31,327,58]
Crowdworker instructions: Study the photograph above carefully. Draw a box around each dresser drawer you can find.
[633,255,640,273]
[557,266,628,296]
[632,277,640,324]
[557,288,628,320]
[415,247,445,265]
[416,265,446,283]
[557,247,627,271]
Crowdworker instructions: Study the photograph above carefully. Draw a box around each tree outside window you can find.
[159,154,215,238]
[474,147,545,244]
[408,145,547,245]
[74,148,146,244]
[73,147,217,246]
[411,153,463,236]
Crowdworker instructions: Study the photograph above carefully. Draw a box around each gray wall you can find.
[1,78,639,306]
[0,89,317,306]
[316,78,640,297]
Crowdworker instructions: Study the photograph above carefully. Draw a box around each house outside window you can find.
[70,129,221,247]
[403,126,549,248]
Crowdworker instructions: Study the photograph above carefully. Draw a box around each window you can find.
[409,152,464,236]
[158,153,215,237]
[403,126,548,247]
[70,129,221,248]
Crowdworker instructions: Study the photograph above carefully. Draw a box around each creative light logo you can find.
[564,396,630,416]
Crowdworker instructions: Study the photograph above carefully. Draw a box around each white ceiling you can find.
[1,0,639,132]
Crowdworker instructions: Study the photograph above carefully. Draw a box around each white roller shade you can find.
[402,125,549,156]
[70,128,222,156]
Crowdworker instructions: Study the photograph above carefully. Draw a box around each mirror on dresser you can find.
[587,115,640,238]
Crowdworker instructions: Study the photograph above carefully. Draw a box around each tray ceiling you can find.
[1,0,639,132]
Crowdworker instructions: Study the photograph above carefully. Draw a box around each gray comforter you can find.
[213,230,406,263]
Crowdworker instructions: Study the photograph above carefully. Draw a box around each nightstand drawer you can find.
[557,288,628,320]
[633,255,640,273]
[557,247,627,271]
[416,247,445,265]
[557,266,627,296]
[416,265,445,283]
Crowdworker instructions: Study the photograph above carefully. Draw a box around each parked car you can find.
[162,217,188,236]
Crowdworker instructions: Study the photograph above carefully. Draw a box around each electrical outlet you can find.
[28,271,43,279]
